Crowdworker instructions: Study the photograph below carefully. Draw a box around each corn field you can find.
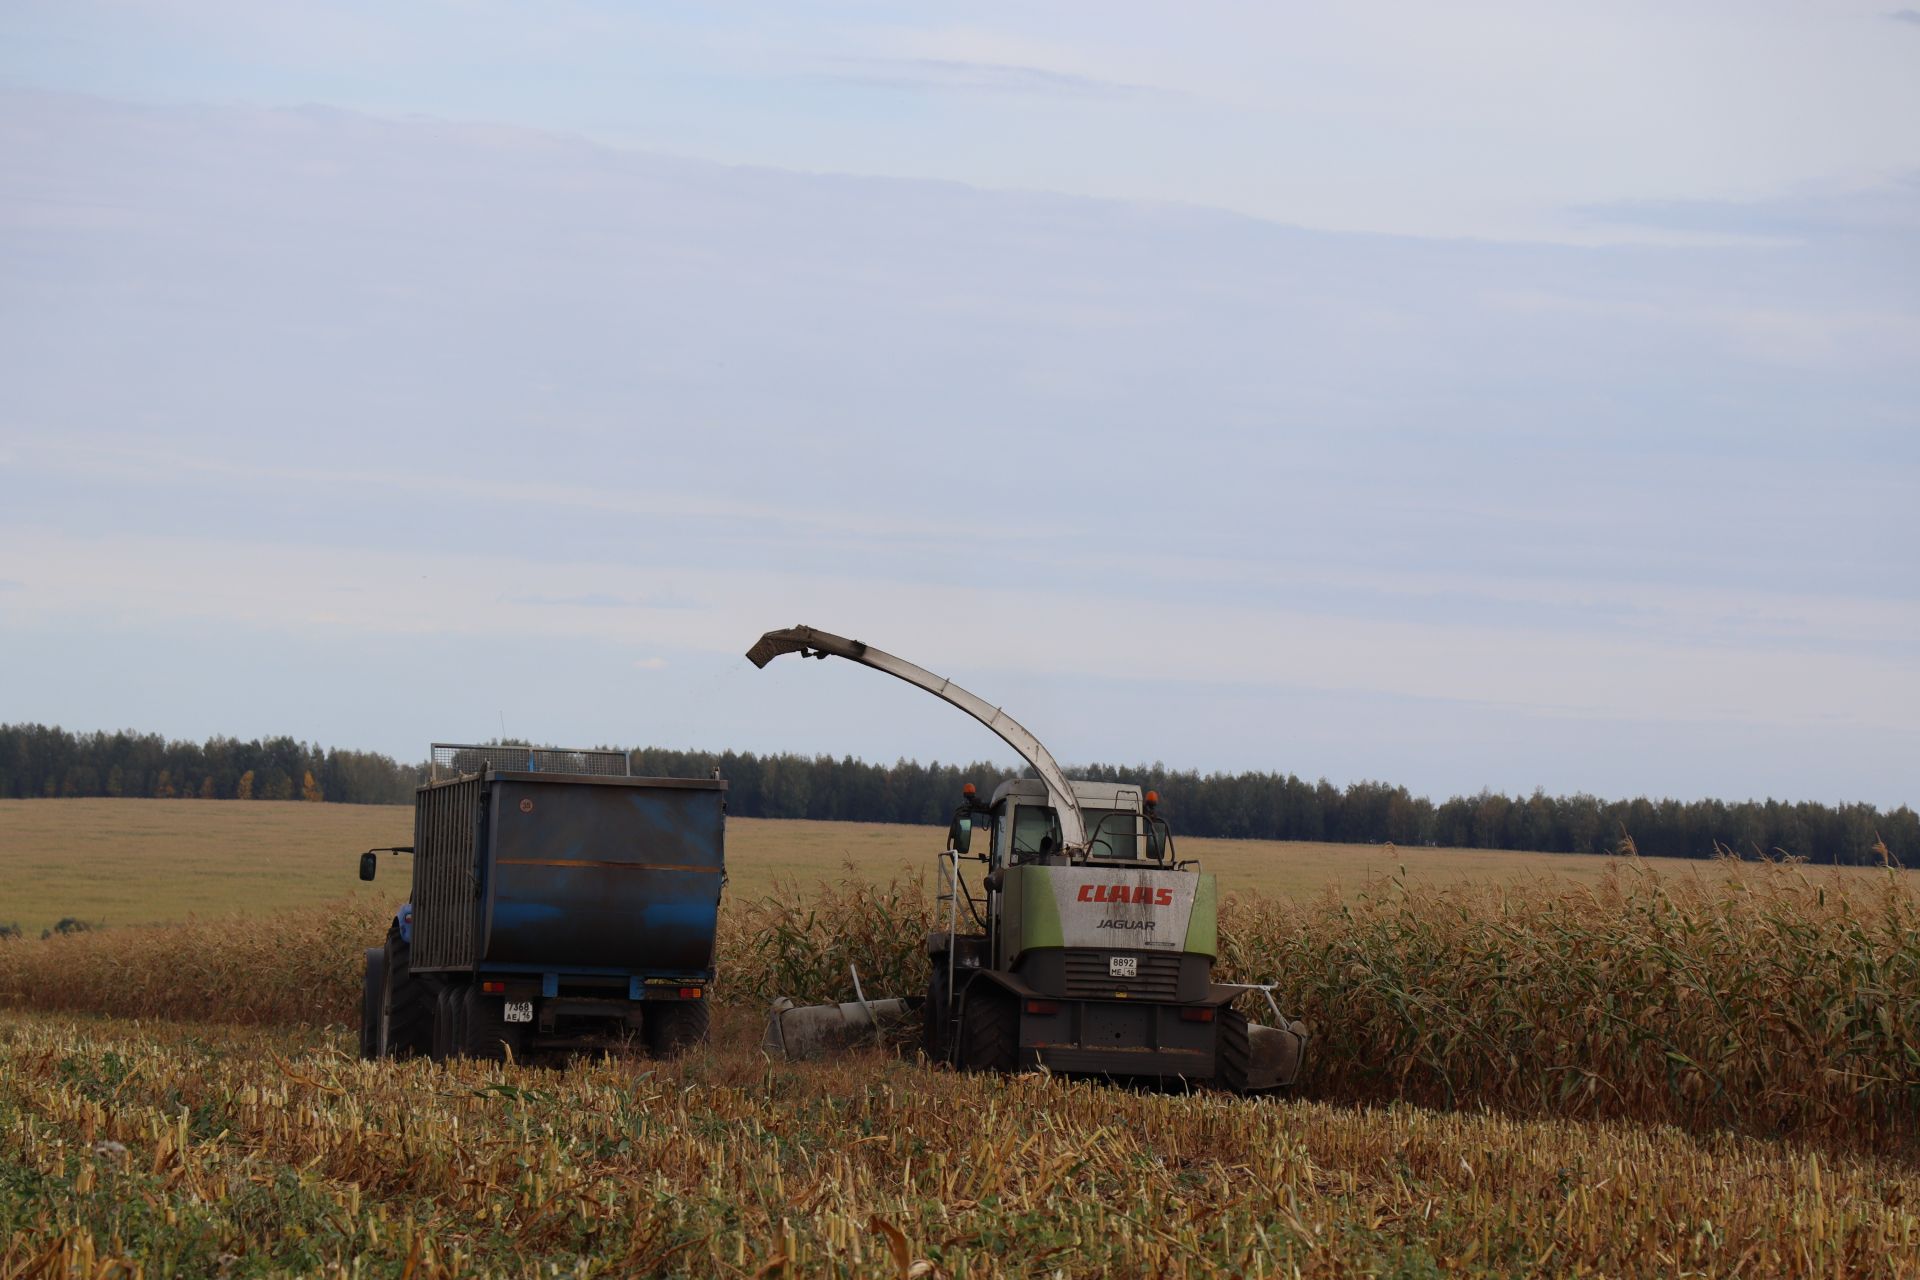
[4,860,1913,1154]
[3,1014,1918,1278]
[1,859,1917,1275]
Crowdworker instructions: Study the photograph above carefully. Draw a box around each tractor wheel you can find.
[645,999,711,1058]
[1216,1006,1253,1094]
[360,948,386,1059]
[382,931,435,1060]
[922,965,953,1065]
[957,984,1018,1073]
[460,986,525,1063]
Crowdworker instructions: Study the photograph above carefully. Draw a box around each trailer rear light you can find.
[1024,999,1060,1015]
[1180,1007,1216,1023]
[480,981,506,994]
[680,987,704,1000]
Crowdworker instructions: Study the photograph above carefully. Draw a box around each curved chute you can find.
[746,625,1087,851]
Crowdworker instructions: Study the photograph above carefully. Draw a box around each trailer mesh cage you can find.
[410,774,484,969]
[429,742,630,782]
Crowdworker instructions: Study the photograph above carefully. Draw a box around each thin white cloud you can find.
[8,438,1070,547]
[9,6,1920,241]
[7,527,1915,737]
[810,57,1177,102]
[1481,290,1920,372]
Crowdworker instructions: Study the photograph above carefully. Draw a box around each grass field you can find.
[0,797,1877,934]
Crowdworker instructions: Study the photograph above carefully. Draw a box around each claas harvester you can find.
[752,625,1306,1092]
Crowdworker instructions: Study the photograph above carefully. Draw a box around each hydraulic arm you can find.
[746,624,1089,852]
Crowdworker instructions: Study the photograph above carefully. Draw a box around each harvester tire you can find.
[1216,1006,1253,1094]
[382,930,435,1060]
[360,948,385,1060]
[957,985,1017,1073]
[645,999,711,1058]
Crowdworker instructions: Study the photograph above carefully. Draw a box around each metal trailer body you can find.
[362,749,727,1061]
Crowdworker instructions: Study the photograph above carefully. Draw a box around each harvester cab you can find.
[750,624,1307,1093]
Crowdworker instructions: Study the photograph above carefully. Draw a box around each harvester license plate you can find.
[503,1001,533,1023]
[1109,956,1138,979]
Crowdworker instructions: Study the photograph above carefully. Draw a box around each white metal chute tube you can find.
[745,625,1089,853]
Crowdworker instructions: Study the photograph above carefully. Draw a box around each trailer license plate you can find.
[503,1000,533,1023]
[1109,956,1138,979]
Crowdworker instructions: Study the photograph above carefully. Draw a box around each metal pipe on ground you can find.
[764,996,923,1059]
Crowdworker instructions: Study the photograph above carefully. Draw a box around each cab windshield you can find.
[1084,808,1146,860]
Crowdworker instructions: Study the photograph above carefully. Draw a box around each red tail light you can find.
[480,981,506,994]
[680,987,704,1000]
[1180,1007,1216,1023]
[1024,999,1060,1015]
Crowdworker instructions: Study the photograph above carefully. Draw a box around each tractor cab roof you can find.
[988,777,1146,812]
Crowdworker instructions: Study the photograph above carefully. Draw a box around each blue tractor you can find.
[358,744,726,1062]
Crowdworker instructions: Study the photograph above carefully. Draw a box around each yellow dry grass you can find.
[0,798,1891,934]
[3,1011,1918,1278]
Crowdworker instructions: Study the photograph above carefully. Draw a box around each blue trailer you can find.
[357,744,726,1062]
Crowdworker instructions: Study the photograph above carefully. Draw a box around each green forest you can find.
[2,723,1913,867]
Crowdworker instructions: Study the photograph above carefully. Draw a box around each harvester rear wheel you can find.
[645,1000,711,1058]
[382,930,435,1060]
[957,984,1017,1073]
[360,948,385,1060]
[1216,1006,1253,1094]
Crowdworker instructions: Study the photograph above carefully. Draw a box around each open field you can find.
[0,798,1901,934]
[6,1011,1919,1279]
[3,810,1918,1274]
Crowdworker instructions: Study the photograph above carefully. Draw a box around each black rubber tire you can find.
[922,964,953,1064]
[1216,1006,1253,1094]
[644,999,711,1058]
[382,929,435,1061]
[957,983,1018,1073]
[460,986,525,1063]
[360,949,385,1060]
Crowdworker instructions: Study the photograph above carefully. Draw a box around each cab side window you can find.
[1010,804,1060,860]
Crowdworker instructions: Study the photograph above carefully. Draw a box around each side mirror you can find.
[948,813,972,854]
[1146,820,1168,861]
[359,851,378,881]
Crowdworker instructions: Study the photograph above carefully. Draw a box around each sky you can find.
[0,3,1916,806]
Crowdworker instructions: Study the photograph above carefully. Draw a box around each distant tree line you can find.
[3,724,1914,866]
[0,725,421,806]
[630,749,1917,868]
